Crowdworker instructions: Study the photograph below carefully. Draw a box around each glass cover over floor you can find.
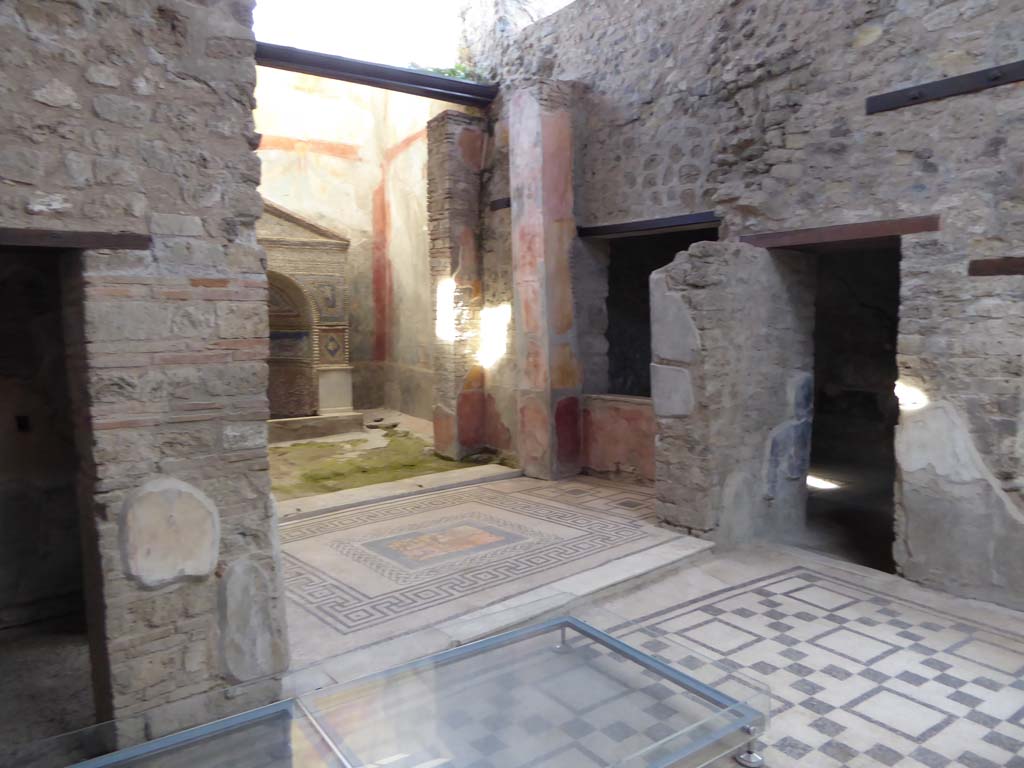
[37,615,769,768]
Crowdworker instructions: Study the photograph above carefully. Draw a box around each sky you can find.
[253,0,468,70]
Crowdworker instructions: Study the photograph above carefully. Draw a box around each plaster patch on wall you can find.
[219,558,288,683]
[895,401,1024,607]
[121,477,220,588]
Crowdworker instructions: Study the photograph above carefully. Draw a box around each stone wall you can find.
[0,252,81,629]
[427,110,488,458]
[0,0,287,741]
[651,242,816,541]
[485,0,1024,608]
[478,104,518,456]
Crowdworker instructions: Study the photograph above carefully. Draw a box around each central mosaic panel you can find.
[363,521,525,570]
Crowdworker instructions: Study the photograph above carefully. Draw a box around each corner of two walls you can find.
[254,70,448,422]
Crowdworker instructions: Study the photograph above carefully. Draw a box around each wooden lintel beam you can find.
[866,60,1024,115]
[578,211,720,239]
[968,258,1024,277]
[739,215,940,250]
[0,228,152,250]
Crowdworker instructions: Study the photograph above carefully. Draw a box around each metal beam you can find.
[255,42,498,108]
[739,215,940,249]
[866,59,1024,115]
[0,228,151,250]
[578,211,720,239]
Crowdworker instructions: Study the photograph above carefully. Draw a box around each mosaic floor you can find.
[598,548,1024,768]
[282,476,672,665]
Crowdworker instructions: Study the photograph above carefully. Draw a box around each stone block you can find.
[0,147,44,184]
[223,422,266,450]
[121,477,220,588]
[93,93,152,128]
[651,364,694,417]
[650,272,700,364]
[31,79,79,109]
[84,64,120,87]
[217,302,267,339]
[150,212,204,237]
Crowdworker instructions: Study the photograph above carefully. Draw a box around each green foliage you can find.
[408,61,483,83]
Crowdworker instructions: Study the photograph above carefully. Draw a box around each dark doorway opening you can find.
[0,248,95,749]
[605,228,718,396]
[799,237,901,572]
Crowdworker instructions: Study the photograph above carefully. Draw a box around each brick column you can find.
[427,110,488,458]
[508,81,583,479]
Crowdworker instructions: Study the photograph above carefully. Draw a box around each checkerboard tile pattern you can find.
[309,626,758,768]
[626,567,1024,767]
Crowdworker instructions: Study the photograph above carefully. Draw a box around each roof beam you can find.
[255,43,499,108]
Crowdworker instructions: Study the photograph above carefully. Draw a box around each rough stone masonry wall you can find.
[490,0,1024,607]
[651,242,815,542]
[0,0,287,742]
[427,110,488,457]
[478,100,518,456]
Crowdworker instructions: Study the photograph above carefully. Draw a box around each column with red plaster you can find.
[509,81,583,479]
[426,110,488,458]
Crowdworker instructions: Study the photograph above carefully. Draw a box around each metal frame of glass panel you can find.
[70,617,765,768]
[306,617,765,768]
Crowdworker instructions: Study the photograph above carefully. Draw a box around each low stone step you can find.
[268,412,364,442]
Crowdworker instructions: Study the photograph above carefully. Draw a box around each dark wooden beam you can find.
[968,258,1024,277]
[0,228,152,250]
[739,215,940,250]
[866,59,1024,115]
[578,211,720,240]
[255,42,498,108]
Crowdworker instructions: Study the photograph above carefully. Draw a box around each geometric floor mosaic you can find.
[626,565,1024,767]
[281,476,672,664]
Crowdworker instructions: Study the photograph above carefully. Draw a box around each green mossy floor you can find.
[270,430,483,500]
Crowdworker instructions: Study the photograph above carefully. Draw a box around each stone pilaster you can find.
[427,110,488,458]
[508,81,583,479]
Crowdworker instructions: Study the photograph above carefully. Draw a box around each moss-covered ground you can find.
[270,430,484,500]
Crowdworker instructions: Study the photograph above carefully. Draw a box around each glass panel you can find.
[302,606,770,768]
[22,700,341,768]
[29,603,770,768]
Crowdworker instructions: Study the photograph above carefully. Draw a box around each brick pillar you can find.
[427,110,488,458]
[508,81,583,479]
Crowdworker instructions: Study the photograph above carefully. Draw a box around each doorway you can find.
[0,249,95,747]
[797,237,901,571]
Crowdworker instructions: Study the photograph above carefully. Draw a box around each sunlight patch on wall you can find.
[894,380,929,411]
[435,278,457,342]
[477,303,512,368]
